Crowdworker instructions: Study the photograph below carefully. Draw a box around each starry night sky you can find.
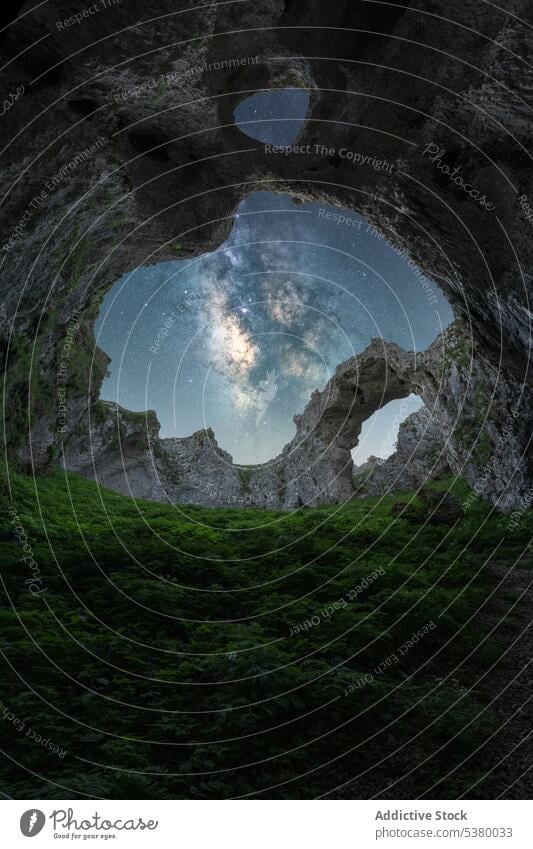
[233,87,310,146]
[96,192,452,464]
[95,90,453,466]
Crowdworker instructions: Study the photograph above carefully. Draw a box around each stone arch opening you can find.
[352,394,424,468]
[350,394,452,497]
[352,397,451,498]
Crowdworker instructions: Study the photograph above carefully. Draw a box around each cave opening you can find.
[233,87,310,146]
[95,192,453,469]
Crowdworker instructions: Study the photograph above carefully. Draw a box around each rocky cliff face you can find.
[266,322,532,511]
[1,1,531,509]
[353,407,450,496]
[62,401,244,506]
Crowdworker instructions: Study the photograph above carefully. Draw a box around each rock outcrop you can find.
[1,1,531,509]
[62,401,244,506]
[62,322,532,511]
[264,322,531,511]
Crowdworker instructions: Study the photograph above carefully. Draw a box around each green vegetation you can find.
[151,80,168,103]
[1,330,56,452]
[441,323,471,375]
[1,310,108,464]
[0,469,530,799]
[58,228,94,293]
[109,214,128,230]
[236,465,254,493]
[87,190,114,209]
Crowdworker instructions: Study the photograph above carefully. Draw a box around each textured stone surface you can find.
[62,401,244,506]
[1,1,531,508]
[270,322,532,511]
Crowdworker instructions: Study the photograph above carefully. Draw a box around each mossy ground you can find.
[0,469,530,799]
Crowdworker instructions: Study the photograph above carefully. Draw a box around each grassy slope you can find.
[0,469,531,799]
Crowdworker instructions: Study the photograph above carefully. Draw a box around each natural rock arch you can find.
[63,326,530,512]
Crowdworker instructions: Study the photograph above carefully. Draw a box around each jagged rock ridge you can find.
[63,323,531,511]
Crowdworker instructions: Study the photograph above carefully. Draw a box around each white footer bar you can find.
[3,799,532,848]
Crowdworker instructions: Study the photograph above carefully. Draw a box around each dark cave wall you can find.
[0,0,531,507]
